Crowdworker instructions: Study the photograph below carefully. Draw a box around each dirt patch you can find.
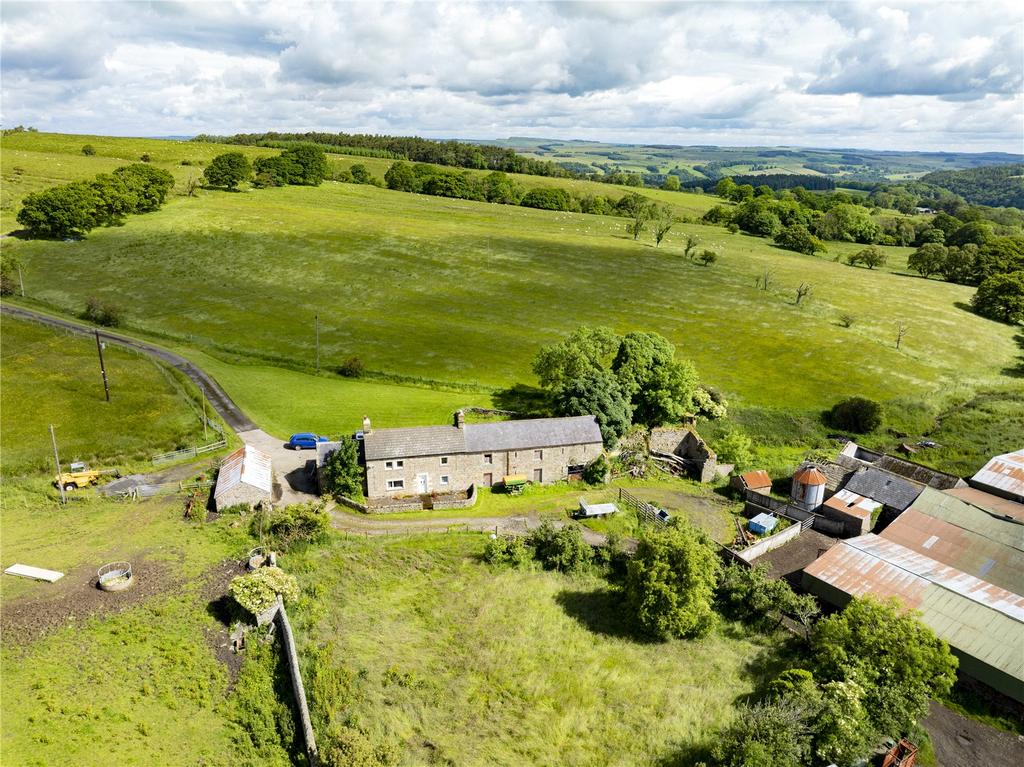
[1,559,181,645]
[628,487,735,543]
[924,701,1024,767]
[752,530,838,587]
[200,558,249,687]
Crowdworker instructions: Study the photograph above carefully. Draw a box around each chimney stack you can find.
[454,410,465,429]
[362,415,372,435]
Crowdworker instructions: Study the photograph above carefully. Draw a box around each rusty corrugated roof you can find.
[881,508,1024,595]
[972,450,1024,501]
[909,487,1024,553]
[804,535,1024,620]
[943,487,1024,522]
[823,488,880,521]
[794,464,827,485]
[215,444,273,497]
[803,534,1024,694]
[740,470,772,489]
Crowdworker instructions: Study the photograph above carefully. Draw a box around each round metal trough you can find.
[97,561,134,592]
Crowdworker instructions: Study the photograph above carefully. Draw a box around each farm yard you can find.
[2,129,1023,767]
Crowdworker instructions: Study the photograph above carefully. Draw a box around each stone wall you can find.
[366,442,602,499]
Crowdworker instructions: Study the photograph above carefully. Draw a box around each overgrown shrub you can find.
[320,439,363,500]
[715,562,818,632]
[306,642,401,767]
[337,356,365,378]
[713,428,753,469]
[229,566,300,615]
[582,454,609,484]
[81,144,96,156]
[626,521,720,639]
[525,521,593,573]
[827,396,883,433]
[483,535,530,567]
[81,296,124,327]
[227,639,297,763]
[254,503,332,550]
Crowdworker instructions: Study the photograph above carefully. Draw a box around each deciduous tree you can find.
[971,271,1024,324]
[553,369,632,448]
[204,152,252,189]
[626,522,720,639]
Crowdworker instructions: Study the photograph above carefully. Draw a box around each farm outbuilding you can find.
[803,534,1024,703]
[214,445,273,511]
[970,449,1024,503]
[821,488,881,537]
[731,470,773,495]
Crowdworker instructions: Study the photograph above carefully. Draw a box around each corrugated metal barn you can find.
[214,444,273,511]
[803,533,1024,702]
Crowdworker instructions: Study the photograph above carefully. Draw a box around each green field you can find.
[0,317,217,475]
[2,132,1022,476]
[0,480,254,764]
[293,532,782,766]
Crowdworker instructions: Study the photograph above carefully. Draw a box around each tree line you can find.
[193,131,578,179]
[16,163,175,238]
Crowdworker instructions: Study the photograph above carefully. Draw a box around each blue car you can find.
[287,433,328,450]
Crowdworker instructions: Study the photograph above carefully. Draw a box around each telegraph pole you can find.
[18,266,25,297]
[315,314,320,373]
[200,384,208,440]
[95,330,110,401]
[50,424,66,505]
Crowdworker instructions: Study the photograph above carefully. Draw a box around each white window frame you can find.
[386,479,405,490]
[534,449,543,460]
[385,460,404,470]
[483,453,493,465]
[440,475,450,486]
[440,456,449,466]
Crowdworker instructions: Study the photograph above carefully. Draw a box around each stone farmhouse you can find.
[361,411,603,500]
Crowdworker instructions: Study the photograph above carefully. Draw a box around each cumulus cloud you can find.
[1,0,1021,151]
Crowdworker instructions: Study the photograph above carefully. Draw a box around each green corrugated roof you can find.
[920,587,1024,689]
[909,487,1024,553]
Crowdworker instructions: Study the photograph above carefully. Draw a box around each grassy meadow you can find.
[292,532,785,766]
[0,317,218,475]
[2,132,1021,475]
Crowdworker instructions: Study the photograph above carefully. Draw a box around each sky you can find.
[2,0,1022,153]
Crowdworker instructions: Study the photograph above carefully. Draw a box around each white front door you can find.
[416,473,429,494]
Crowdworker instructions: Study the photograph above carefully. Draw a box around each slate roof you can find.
[464,416,602,453]
[364,425,466,461]
[845,467,923,511]
[363,416,602,462]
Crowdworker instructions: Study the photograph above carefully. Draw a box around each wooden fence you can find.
[151,438,227,465]
[618,487,669,525]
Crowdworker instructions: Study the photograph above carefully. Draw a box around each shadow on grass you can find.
[733,633,805,706]
[555,588,657,642]
[1001,332,1024,378]
[492,383,553,417]
[653,739,716,767]
[206,594,245,627]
